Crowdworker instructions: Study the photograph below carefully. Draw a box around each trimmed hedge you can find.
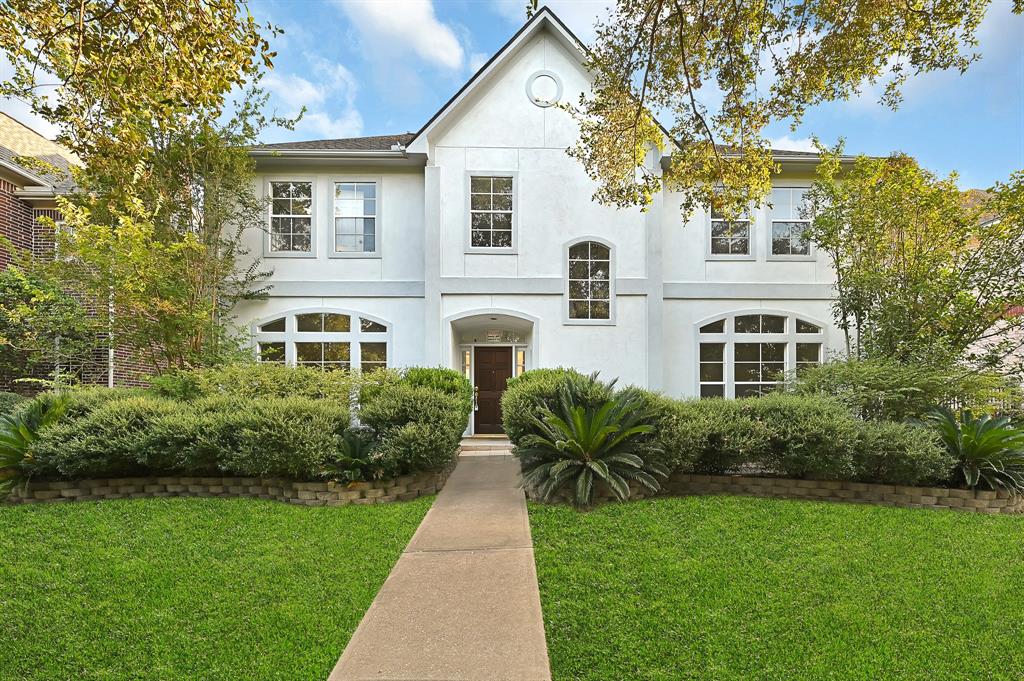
[149,363,356,402]
[26,365,473,483]
[359,372,472,473]
[853,421,954,486]
[502,368,614,444]
[504,368,957,488]
[30,395,349,480]
[787,359,1020,421]
[0,391,27,416]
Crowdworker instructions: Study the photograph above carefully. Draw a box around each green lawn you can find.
[0,496,432,681]
[529,496,1024,681]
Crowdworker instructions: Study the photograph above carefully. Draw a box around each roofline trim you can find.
[407,7,587,150]
[0,157,52,187]
[249,149,410,159]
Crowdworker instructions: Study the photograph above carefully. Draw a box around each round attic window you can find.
[526,70,562,108]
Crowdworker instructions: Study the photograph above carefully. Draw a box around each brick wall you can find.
[1,192,158,391]
[0,178,33,268]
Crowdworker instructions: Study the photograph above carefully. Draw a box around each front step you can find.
[459,438,514,456]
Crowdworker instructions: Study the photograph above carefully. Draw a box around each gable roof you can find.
[250,6,846,165]
[405,7,585,154]
[0,113,77,195]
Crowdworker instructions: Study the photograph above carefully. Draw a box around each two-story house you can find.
[239,8,846,434]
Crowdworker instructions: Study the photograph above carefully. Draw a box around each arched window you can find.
[697,313,824,398]
[566,239,613,322]
[253,310,391,372]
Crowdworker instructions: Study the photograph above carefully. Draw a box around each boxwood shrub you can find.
[359,375,472,472]
[30,394,349,480]
[504,368,958,488]
[501,368,614,444]
[26,364,472,483]
[853,420,955,485]
[0,391,27,416]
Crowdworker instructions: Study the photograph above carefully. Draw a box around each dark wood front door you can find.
[474,346,513,434]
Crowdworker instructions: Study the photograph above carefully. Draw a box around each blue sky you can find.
[3,0,1021,189]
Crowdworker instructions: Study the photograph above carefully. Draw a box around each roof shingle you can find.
[251,133,416,152]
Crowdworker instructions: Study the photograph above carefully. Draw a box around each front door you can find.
[474,346,513,434]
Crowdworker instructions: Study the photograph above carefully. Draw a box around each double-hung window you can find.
[469,175,513,249]
[334,181,378,255]
[269,181,313,254]
[769,188,812,258]
[709,205,751,257]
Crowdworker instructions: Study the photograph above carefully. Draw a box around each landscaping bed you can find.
[530,495,1024,680]
[0,495,432,680]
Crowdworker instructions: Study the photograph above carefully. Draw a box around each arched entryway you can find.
[446,310,537,435]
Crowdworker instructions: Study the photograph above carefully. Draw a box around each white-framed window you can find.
[469,175,514,250]
[268,180,314,255]
[708,205,752,258]
[768,187,813,259]
[696,313,824,398]
[333,180,378,256]
[566,239,613,323]
[252,309,391,372]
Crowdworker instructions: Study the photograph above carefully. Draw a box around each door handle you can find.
[473,385,479,411]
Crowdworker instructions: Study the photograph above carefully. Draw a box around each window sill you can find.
[705,254,756,262]
[765,254,816,262]
[264,251,317,259]
[465,248,518,255]
[563,318,616,327]
[328,252,382,259]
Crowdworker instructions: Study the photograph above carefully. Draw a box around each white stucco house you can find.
[237,8,845,434]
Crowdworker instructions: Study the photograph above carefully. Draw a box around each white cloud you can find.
[262,73,325,110]
[262,58,363,141]
[335,0,464,71]
[768,135,818,153]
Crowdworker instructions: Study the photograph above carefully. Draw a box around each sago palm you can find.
[0,393,67,499]
[922,407,1024,494]
[517,377,666,508]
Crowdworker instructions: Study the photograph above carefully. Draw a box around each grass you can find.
[0,496,432,681]
[529,496,1024,681]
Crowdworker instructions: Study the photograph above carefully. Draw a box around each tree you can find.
[805,146,1024,372]
[51,95,274,371]
[0,255,100,387]
[561,0,1019,217]
[0,0,274,174]
[0,1,285,372]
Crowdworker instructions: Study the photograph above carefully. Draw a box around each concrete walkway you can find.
[328,440,552,681]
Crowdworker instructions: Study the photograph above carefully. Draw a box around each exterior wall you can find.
[243,167,425,283]
[0,177,34,268]
[238,22,849,401]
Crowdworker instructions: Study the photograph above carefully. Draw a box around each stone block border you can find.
[5,460,456,507]
[528,471,1023,514]
[662,473,1023,514]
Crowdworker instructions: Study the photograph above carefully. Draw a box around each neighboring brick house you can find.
[0,112,152,390]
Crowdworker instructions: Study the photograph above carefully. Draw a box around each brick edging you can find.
[5,457,458,507]
[526,470,1023,514]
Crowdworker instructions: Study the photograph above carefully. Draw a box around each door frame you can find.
[459,343,530,436]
